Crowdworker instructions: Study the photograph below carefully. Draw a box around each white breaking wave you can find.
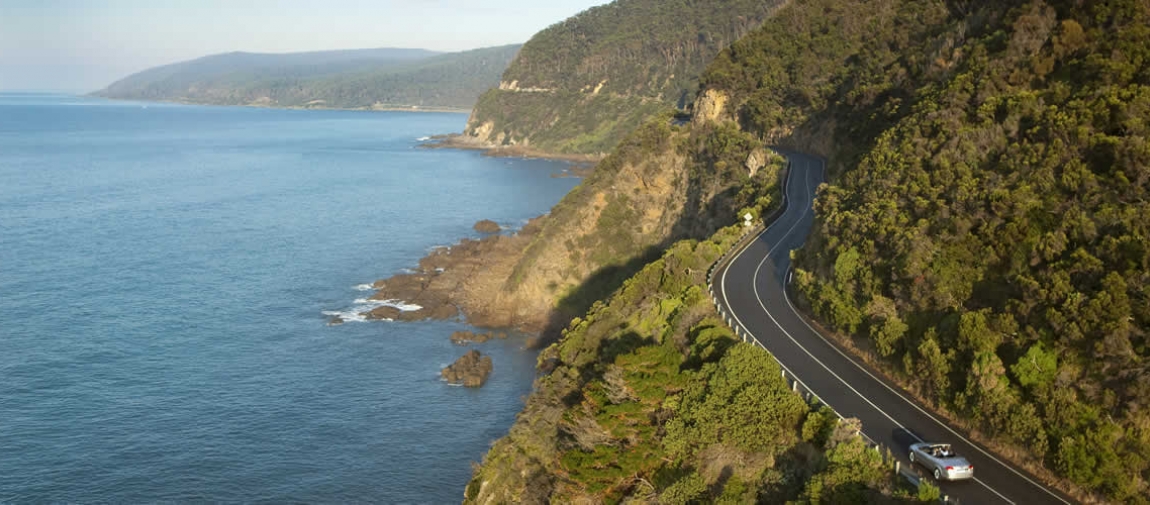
[373,299,423,312]
[417,136,431,141]
[352,298,423,311]
[353,283,377,291]
[324,297,422,323]
[323,309,376,323]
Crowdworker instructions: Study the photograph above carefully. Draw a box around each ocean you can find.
[0,93,579,502]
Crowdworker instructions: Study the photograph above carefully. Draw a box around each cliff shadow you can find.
[534,178,752,352]
[533,245,668,349]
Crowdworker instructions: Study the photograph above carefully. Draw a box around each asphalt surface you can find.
[716,152,1073,505]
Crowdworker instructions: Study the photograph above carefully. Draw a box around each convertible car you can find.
[909,442,975,481]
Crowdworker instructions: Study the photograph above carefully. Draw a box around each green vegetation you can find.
[696,0,1149,500]
[95,45,520,110]
[463,0,786,155]
[502,0,782,102]
[468,89,668,154]
[460,0,1147,501]
[502,111,784,337]
[466,228,920,503]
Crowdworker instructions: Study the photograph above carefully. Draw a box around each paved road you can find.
[716,152,1073,505]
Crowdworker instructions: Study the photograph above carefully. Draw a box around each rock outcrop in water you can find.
[450,330,508,345]
[441,350,492,387]
[473,220,501,234]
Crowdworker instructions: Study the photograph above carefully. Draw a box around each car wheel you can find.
[934,468,942,480]
[909,452,915,463]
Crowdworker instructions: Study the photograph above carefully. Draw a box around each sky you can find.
[0,0,611,92]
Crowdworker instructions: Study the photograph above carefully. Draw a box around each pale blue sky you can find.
[0,0,610,92]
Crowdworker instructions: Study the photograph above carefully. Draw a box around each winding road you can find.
[715,152,1074,505]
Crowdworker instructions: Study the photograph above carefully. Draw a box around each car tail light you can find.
[946,466,954,471]
[969,465,974,470]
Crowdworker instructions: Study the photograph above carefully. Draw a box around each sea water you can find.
[0,93,579,502]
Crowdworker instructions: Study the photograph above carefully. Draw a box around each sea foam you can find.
[325,297,422,323]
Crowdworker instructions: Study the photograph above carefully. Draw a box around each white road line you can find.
[775,159,1069,504]
[745,164,920,431]
[756,164,1017,503]
[718,156,1057,504]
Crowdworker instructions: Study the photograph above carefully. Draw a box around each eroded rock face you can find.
[366,305,402,320]
[693,89,728,124]
[442,350,493,387]
[468,120,496,143]
[745,147,768,178]
[473,220,502,234]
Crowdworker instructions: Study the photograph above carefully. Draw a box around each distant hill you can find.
[462,0,785,155]
[94,45,521,110]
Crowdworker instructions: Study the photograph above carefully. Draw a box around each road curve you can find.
[716,152,1073,505]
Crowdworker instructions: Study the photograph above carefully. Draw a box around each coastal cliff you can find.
[461,0,786,157]
[369,112,784,342]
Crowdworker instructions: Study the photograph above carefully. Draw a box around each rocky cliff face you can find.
[453,114,782,340]
[461,0,786,156]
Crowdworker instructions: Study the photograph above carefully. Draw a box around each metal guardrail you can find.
[704,161,954,503]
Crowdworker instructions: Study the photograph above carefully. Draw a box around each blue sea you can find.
[0,93,579,503]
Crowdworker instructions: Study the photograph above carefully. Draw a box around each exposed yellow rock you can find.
[693,88,728,124]
[745,147,768,178]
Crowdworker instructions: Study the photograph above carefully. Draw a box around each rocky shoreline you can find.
[325,138,597,358]
[419,133,601,166]
[325,216,547,334]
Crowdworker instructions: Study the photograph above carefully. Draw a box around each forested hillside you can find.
[461,0,784,156]
[695,0,1148,500]
[461,0,1149,502]
[465,228,926,503]
[95,45,520,110]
